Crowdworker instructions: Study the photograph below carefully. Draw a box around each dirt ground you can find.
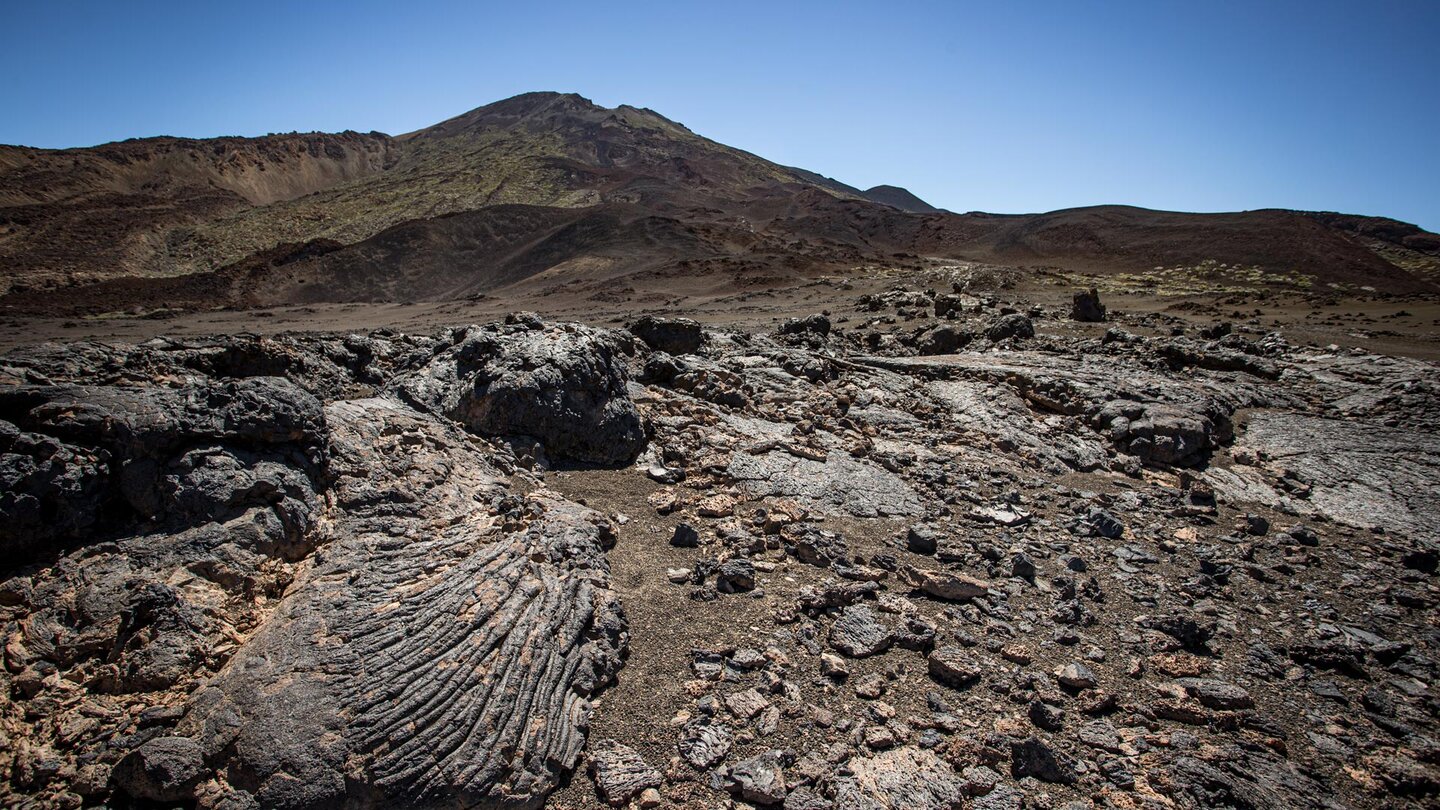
[3,263,1438,360]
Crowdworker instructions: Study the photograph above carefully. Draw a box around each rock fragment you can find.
[928,646,983,688]
[672,522,702,547]
[679,721,733,769]
[1009,737,1077,784]
[829,746,969,810]
[900,564,989,601]
[721,750,790,805]
[110,736,207,803]
[589,741,663,807]
[827,605,893,658]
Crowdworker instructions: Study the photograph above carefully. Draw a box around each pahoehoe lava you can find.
[3,91,1440,810]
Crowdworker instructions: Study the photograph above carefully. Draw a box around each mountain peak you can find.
[861,184,941,213]
[401,91,604,139]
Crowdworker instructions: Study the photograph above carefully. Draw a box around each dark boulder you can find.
[1071,288,1107,322]
[779,314,832,337]
[1091,399,1226,467]
[985,314,1034,342]
[1009,737,1077,784]
[916,325,971,356]
[672,522,702,547]
[629,316,705,355]
[392,321,647,465]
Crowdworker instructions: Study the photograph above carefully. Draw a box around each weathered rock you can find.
[176,398,626,808]
[1071,288,1106,322]
[900,564,989,601]
[589,741,662,807]
[1175,677,1254,710]
[905,524,941,555]
[392,321,646,465]
[1084,508,1125,539]
[1169,753,1348,808]
[110,736,208,803]
[671,521,702,547]
[928,646,982,688]
[1027,700,1065,731]
[728,450,921,518]
[726,687,772,719]
[0,422,107,558]
[821,652,850,679]
[1077,720,1123,753]
[1056,662,1098,690]
[985,314,1034,342]
[829,746,969,810]
[679,721,733,769]
[1141,611,1216,651]
[785,524,851,567]
[717,557,757,592]
[828,605,893,658]
[1155,337,1279,379]
[0,376,326,560]
[1092,399,1223,467]
[1210,410,1440,540]
[916,325,971,356]
[933,293,967,318]
[722,750,790,805]
[1009,737,1077,784]
[784,785,834,810]
[779,314,832,337]
[629,315,704,355]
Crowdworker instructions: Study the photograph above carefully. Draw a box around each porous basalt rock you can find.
[1091,399,1226,467]
[178,398,626,809]
[1071,287,1106,322]
[629,315,705,355]
[8,305,1440,810]
[392,320,647,465]
[0,376,326,559]
[0,323,628,810]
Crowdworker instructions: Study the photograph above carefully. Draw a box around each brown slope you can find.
[744,193,1438,292]
[0,131,395,207]
[0,93,868,289]
[0,132,397,290]
[0,203,733,315]
[2,91,1438,310]
[237,203,717,305]
[948,205,1437,292]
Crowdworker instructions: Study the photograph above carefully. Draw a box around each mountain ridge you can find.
[1,91,1436,311]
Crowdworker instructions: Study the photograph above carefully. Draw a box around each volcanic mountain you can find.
[1,91,1436,313]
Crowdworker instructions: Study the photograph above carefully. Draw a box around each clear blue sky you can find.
[3,0,1437,230]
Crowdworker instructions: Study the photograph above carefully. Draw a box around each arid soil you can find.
[4,262,1438,360]
[3,275,1438,810]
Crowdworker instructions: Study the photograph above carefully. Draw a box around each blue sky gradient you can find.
[2,0,1436,229]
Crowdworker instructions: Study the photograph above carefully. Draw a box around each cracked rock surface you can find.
[4,297,1440,810]
[1,322,629,808]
